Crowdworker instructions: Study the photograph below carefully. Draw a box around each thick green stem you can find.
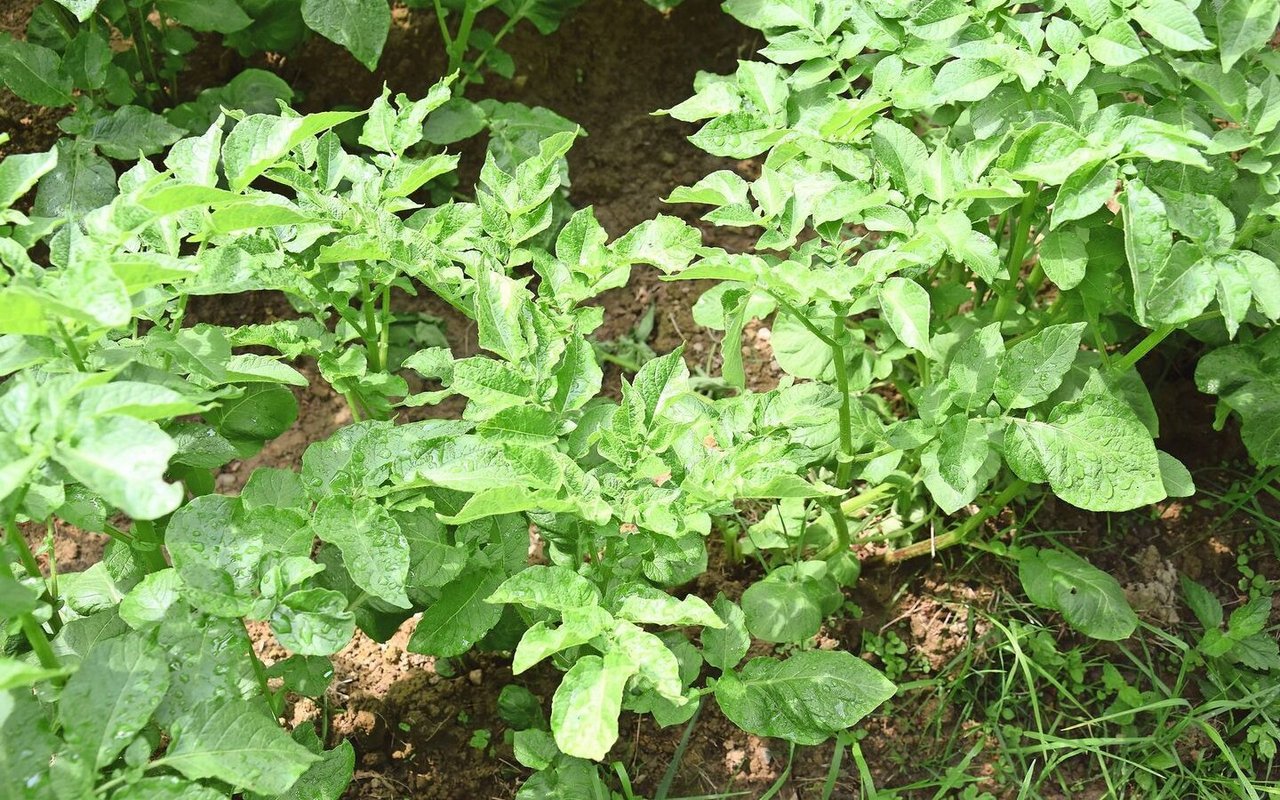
[56,321,87,371]
[130,519,169,574]
[839,482,894,516]
[242,620,273,700]
[447,2,481,75]
[361,281,382,373]
[993,185,1040,321]
[0,526,60,673]
[1024,262,1046,299]
[378,284,393,374]
[5,517,43,582]
[874,479,1029,564]
[1112,324,1175,374]
[821,312,858,559]
[830,314,854,490]
[342,392,365,423]
[431,0,455,50]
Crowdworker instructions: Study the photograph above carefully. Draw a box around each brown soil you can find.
[4,2,1279,799]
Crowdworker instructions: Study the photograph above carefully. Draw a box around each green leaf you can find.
[206,384,298,442]
[167,495,262,617]
[944,322,1004,411]
[1147,242,1215,325]
[268,738,354,800]
[165,699,320,794]
[999,122,1100,185]
[1017,547,1138,640]
[714,651,895,745]
[313,496,409,609]
[879,277,933,356]
[612,216,701,273]
[995,323,1086,409]
[271,588,356,656]
[772,313,838,380]
[1051,161,1119,229]
[871,118,928,198]
[60,634,170,771]
[613,585,723,628]
[240,467,308,511]
[0,657,67,691]
[157,0,254,33]
[487,565,601,612]
[0,689,59,800]
[932,58,1006,104]
[474,270,533,361]
[1005,372,1166,511]
[689,111,782,158]
[0,36,72,107]
[0,147,57,210]
[81,105,186,160]
[111,777,225,800]
[360,82,452,156]
[1086,19,1148,66]
[1132,0,1211,50]
[222,110,364,191]
[741,577,823,643]
[1180,576,1223,630]
[1122,179,1172,326]
[301,0,390,70]
[54,0,103,22]
[1217,0,1280,70]
[512,606,613,674]
[936,210,1001,282]
[55,416,183,520]
[609,620,685,701]
[550,651,635,761]
[407,565,506,657]
[1039,230,1089,290]
[921,416,996,514]
[1158,450,1195,497]
[702,594,750,672]
[35,139,115,220]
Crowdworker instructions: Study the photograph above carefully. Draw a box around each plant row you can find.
[2,0,1279,797]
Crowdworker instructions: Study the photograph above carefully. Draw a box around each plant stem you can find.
[448,2,481,76]
[130,519,169,574]
[5,516,44,582]
[1111,323,1175,374]
[342,392,365,422]
[431,0,455,50]
[124,4,165,105]
[242,620,273,700]
[468,0,528,82]
[1024,262,1046,299]
[821,311,859,559]
[840,482,894,516]
[993,184,1040,321]
[361,281,381,373]
[55,321,87,371]
[874,479,1028,564]
[830,314,854,490]
[0,530,60,673]
[378,284,392,373]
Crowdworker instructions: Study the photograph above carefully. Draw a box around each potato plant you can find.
[2,0,1278,797]
[663,0,1280,640]
[0,78,895,796]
